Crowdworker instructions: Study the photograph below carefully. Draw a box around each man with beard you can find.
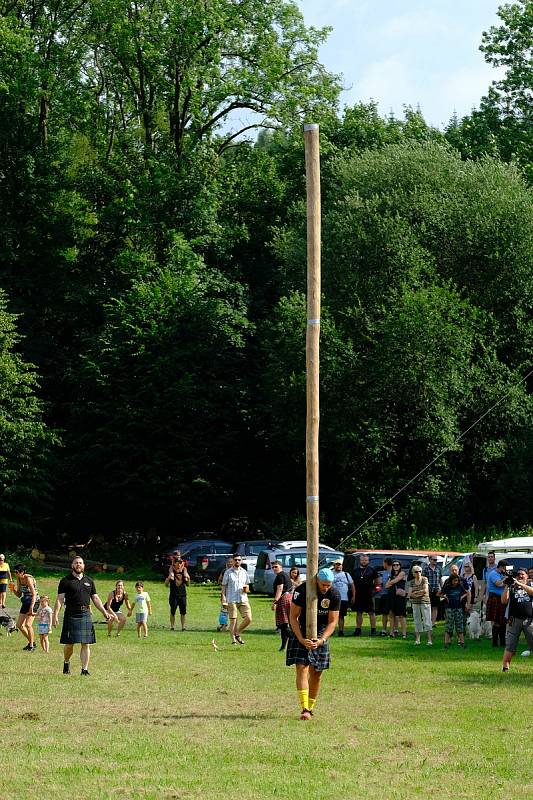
[351,553,379,636]
[286,568,340,720]
[53,556,115,675]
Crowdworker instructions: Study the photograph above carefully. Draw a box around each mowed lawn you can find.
[2,574,532,800]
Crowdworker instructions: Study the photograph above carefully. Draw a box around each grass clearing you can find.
[2,575,532,799]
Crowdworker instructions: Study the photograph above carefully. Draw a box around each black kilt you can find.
[60,611,96,645]
[285,633,330,671]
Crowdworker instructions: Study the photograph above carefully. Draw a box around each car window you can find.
[184,547,204,559]
[214,543,232,554]
[276,552,307,568]
[256,552,268,569]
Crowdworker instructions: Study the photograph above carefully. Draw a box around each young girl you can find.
[217,603,229,632]
[438,574,468,648]
[37,596,53,652]
[133,581,152,638]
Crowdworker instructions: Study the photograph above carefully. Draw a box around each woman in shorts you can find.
[105,580,133,636]
[13,564,40,651]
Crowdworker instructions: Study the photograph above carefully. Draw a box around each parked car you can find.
[254,543,344,595]
[234,540,281,589]
[154,538,233,574]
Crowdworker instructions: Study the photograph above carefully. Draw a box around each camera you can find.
[503,574,515,587]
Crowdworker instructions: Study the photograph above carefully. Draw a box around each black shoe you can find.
[338,630,344,637]
[235,635,245,645]
[22,643,32,651]
[353,628,362,637]
[370,628,377,636]
[278,644,286,651]
[63,662,71,674]
[81,669,90,676]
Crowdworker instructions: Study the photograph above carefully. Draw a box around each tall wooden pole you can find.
[304,123,321,640]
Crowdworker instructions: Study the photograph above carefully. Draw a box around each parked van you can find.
[254,543,343,595]
[477,536,533,554]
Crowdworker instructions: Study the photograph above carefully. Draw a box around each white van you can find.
[477,536,533,554]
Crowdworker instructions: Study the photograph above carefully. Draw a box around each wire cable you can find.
[336,365,533,552]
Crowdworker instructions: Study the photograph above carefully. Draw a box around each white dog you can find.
[467,610,481,640]
[479,607,493,638]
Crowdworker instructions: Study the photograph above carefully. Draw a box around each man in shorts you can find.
[352,553,379,636]
[331,558,354,636]
[501,567,533,671]
[286,568,340,720]
[53,556,115,675]
[221,553,252,645]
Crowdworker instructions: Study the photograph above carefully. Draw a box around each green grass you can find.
[2,575,532,799]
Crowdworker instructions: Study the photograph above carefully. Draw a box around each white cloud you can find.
[378,8,457,42]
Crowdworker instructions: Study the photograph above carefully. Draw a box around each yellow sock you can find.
[308,697,316,710]
[297,689,309,710]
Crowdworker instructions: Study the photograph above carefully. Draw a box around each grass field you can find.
[2,574,532,800]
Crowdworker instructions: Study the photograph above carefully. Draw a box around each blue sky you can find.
[298,0,504,128]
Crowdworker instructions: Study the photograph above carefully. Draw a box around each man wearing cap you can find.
[331,559,354,637]
[286,568,340,721]
[52,556,115,675]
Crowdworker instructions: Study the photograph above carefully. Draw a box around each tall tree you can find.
[0,289,57,539]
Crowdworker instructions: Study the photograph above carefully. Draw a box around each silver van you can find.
[253,543,344,595]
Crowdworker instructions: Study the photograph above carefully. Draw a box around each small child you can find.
[133,581,152,638]
[37,596,53,652]
[217,603,229,632]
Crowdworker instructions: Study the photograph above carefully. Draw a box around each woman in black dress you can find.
[385,561,407,638]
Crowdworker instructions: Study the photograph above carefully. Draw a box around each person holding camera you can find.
[501,567,533,672]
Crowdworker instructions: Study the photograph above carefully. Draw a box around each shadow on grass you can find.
[144,712,277,721]
[339,641,512,663]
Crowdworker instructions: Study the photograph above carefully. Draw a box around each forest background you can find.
[2,0,533,551]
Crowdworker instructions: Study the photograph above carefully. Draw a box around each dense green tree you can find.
[64,237,251,533]
[0,289,57,539]
[268,141,533,531]
[446,1,533,183]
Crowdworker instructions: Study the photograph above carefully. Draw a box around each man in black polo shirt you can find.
[53,556,115,675]
[286,568,340,721]
[352,553,379,636]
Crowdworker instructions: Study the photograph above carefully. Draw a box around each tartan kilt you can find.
[485,593,506,625]
[275,592,292,626]
[60,611,96,645]
[285,633,330,671]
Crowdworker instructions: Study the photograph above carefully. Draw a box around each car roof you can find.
[345,549,461,556]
